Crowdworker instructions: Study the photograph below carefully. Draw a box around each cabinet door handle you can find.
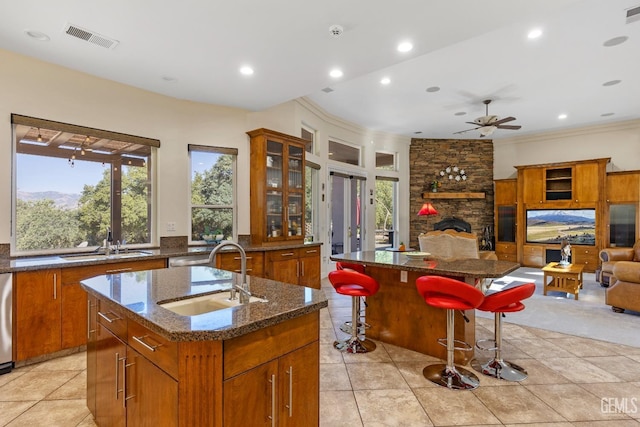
[296,261,299,278]
[301,260,305,277]
[286,366,293,417]
[132,335,161,352]
[269,374,276,427]
[123,357,136,408]
[105,267,133,274]
[53,273,57,300]
[115,352,126,401]
[305,249,318,254]
[234,256,253,261]
[98,311,120,323]
[280,252,295,257]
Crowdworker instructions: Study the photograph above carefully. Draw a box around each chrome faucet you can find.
[207,240,251,303]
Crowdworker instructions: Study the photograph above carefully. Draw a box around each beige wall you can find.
[494,120,640,179]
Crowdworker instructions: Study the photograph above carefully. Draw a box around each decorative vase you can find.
[432,188,437,193]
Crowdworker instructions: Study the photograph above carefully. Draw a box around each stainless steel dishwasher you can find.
[0,273,12,374]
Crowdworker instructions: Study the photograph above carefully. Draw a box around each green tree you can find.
[191,154,234,239]
[375,180,394,230]
[77,169,111,246]
[16,199,83,250]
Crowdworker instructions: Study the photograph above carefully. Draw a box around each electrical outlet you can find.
[400,270,408,283]
[167,221,176,232]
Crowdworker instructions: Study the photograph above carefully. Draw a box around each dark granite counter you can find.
[0,242,322,274]
[330,250,520,279]
[81,265,327,342]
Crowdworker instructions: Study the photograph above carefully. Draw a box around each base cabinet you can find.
[266,248,321,289]
[223,341,319,427]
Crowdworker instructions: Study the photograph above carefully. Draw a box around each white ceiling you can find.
[1,0,639,140]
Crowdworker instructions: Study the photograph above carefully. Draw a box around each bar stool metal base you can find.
[333,337,376,353]
[471,358,528,382]
[339,320,370,335]
[423,364,480,390]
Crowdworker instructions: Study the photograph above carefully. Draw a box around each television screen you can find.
[526,209,596,245]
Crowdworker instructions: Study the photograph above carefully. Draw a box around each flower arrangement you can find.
[430,180,441,192]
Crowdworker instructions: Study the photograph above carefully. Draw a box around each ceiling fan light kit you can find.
[454,99,521,137]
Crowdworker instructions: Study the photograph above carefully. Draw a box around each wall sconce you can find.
[417,202,438,231]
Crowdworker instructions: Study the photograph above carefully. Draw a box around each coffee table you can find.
[542,262,584,300]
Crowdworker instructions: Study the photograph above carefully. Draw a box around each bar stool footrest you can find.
[437,338,474,352]
[475,338,498,352]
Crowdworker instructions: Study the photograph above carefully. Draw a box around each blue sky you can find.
[17,154,107,194]
[527,209,595,220]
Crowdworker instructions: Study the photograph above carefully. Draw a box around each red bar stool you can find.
[336,262,368,334]
[416,275,485,390]
[471,283,536,381]
[328,269,380,353]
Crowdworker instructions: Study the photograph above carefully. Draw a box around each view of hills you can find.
[17,190,80,210]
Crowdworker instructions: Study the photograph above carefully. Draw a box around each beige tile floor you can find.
[2,279,640,426]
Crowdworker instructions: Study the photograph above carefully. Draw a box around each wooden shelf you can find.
[422,192,485,199]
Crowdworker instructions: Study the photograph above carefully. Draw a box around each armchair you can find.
[598,241,640,286]
[606,261,640,313]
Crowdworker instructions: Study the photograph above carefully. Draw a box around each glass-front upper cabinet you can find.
[608,204,637,247]
[248,128,306,245]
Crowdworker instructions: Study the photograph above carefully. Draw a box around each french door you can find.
[329,172,365,256]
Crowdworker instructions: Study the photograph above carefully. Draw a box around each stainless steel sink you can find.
[159,292,268,316]
[60,250,153,262]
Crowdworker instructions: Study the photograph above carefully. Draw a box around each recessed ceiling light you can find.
[380,77,391,85]
[425,86,440,93]
[601,112,615,117]
[527,28,543,39]
[24,29,50,41]
[558,114,568,120]
[240,66,254,76]
[329,69,343,78]
[454,112,467,116]
[603,36,628,47]
[397,41,413,53]
[602,79,621,86]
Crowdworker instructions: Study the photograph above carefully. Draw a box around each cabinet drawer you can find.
[495,243,516,254]
[572,254,598,271]
[62,258,167,283]
[266,248,300,263]
[497,253,517,262]
[128,321,178,379]
[217,251,264,277]
[97,299,127,341]
[523,245,544,256]
[299,246,320,258]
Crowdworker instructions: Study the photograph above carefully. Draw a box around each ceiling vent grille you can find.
[63,23,119,49]
[626,5,640,24]
[321,87,334,93]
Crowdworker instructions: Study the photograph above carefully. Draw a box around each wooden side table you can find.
[542,262,584,300]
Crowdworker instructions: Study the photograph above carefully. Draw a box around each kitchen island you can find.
[330,251,519,363]
[81,265,327,427]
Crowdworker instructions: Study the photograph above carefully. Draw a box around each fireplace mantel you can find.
[422,192,485,199]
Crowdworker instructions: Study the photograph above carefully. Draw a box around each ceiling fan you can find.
[454,99,521,137]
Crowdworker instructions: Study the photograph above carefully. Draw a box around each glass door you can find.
[330,173,365,255]
[266,139,284,239]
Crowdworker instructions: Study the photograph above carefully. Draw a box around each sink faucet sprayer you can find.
[207,241,251,304]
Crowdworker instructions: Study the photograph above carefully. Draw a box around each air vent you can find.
[626,5,640,24]
[63,23,119,49]
[321,87,334,93]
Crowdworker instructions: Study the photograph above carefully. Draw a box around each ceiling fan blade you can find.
[465,121,481,126]
[491,116,516,126]
[496,124,522,130]
[453,127,480,135]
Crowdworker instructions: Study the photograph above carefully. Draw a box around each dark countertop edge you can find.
[329,255,521,278]
[82,287,328,342]
[0,242,323,274]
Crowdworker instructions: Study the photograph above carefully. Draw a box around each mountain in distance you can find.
[17,190,80,210]
[527,211,595,226]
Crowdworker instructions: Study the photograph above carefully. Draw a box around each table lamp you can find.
[417,202,438,231]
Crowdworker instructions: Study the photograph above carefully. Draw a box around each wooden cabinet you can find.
[14,268,61,361]
[87,294,98,417]
[520,168,544,204]
[265,247,321,289]
[224,342,319,427]
[216,251,265,278]
[523,245,545,267]
[574,162,600,203]
[494,179,517,262]
[606,171,640,203]
[495,242,517,262]
[571,246,598,271]
[248,128,307,246]
[95,324,126,427]
[544,167,573,201]
[13,258,166,362]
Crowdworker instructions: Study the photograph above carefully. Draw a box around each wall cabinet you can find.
[248,128,307,246]
[13,258,166,362]
[523,245,545,267]
[265,248,321,289]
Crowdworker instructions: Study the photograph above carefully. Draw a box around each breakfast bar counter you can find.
[330,251,519,363]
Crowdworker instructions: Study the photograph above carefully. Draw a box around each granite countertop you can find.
[0,242,322,274]
[330,250,520,278]
[81,265,328,342]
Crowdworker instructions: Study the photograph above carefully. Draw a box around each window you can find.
[376,152,396,170]
[189,145,237,242]
[305,161,320,242]
[375,177,398,248]
[12,115,157,253]
[328,140,360,166]
[301,125,315,155]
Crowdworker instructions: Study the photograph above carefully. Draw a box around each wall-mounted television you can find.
[526,209,596,245]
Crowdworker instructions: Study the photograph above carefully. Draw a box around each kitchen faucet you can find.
[207,241,251,303]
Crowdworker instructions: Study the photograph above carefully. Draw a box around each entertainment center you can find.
[494,158,640,273]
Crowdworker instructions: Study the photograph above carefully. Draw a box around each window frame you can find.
[188,144,238,244]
